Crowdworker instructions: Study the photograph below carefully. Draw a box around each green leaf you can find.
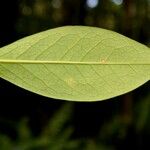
[0,26,150,101]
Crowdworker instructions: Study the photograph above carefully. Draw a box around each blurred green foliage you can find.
[0,103,81,150]
[0,92,150,150]
[16,0,150,44]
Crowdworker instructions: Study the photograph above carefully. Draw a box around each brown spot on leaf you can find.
[65,77,76,88]
[100,59,106,64]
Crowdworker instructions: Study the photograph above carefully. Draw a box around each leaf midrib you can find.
[0,59,150,65]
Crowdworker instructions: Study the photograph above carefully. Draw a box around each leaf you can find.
[0,26,150,101]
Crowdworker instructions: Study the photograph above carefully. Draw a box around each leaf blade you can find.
[0,26,150,101]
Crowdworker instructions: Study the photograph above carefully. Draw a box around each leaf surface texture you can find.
[0,26,150,101]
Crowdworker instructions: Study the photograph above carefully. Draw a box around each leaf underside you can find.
[0,26,150,101]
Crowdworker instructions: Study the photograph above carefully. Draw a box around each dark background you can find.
[0,0,150,149]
